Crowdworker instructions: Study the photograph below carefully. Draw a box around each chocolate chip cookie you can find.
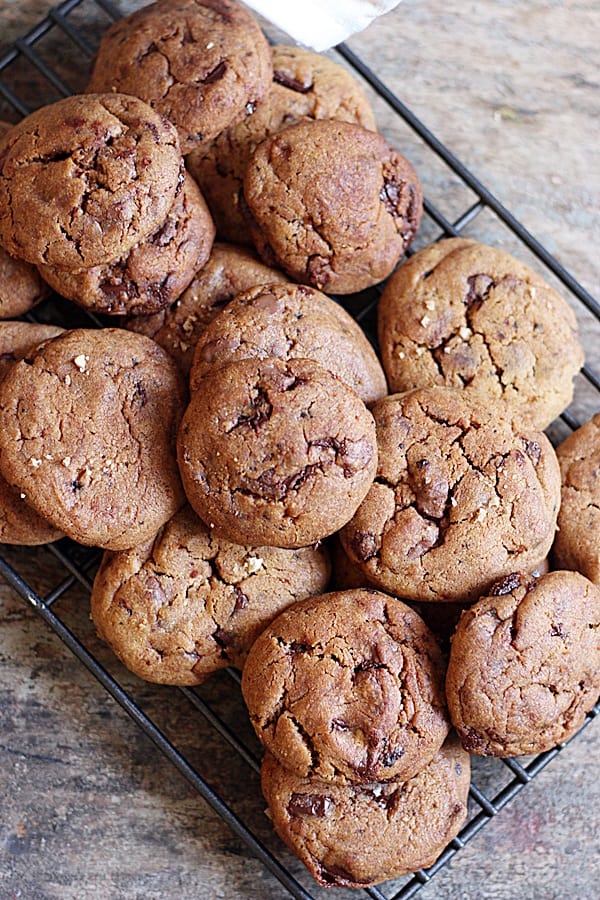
[91,504,330,684]
[0,322,65,545]
[38,173,215,316]
[178,357,377,547]
[242,589,450,783]
[87,0,272,154]
[261,734,469,888]
[446,570,600,756]
[378,238,584,430]
[0,328,186,549]
[126,242,287,374]
[187,44,376,244]
[189,282,387,404]
[553,413,600,585]
[242,119,423,294]
[340,386,561,602]
[0,93,182,268]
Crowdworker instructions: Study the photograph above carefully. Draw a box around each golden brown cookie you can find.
[0,93,182,268]
[242,119,423,294]
[340,386,561,602]
[38,173,215,316]
[0,328,186,550]
[553,413,600,584]
[261,734,469,888]
[446,570,600,756]
[242,589,450,784]
[189,282,387,404]
[87,0,272,154]
[377,238,584,430]
[91,504,331,684]
[125,242,287,374]
[0,322,65,545]
[187,44,376,244]
[178,357,378,548]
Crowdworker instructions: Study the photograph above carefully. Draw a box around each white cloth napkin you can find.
[244,0,403,51]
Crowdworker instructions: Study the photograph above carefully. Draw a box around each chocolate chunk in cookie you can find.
[242,589,449,783]
[242,119,422,294]
[126,242,287,374]
[187,44,376,244]
[0,328,186,549]
[177,357,377,547]
[0,93,182,268]
[378,238,584,430]
[87,0,272,154]
[261,734,469,887]
[446,570,600,756]
[91,504,330,684]
[38,173,214,316]
[189,282,387,404]
[340,386,561,602]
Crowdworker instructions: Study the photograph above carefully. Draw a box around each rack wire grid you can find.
[0,1,599,898]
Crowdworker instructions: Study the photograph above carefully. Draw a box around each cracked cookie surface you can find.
[553,413,600,585]
[126,241,287,374]
[327,536,471,652]
[242,119,423,294]
[87,0,272,154]
[340,386,561,602]
[189,281,387,403]
[378,238,584,430]
[261,734,469,888]
[0,328,186,549]
[0,322,65,545]
[91,504,330,685]
[446,570,600,756]
[187,44,376,244]
[38,173,215,316]
[241,589,450,784]
[0,93,182,269]
[178,357,378,547]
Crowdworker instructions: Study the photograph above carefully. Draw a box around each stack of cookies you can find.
[242,589,470,887]
[0,0,599,891]
[85,0,423,296]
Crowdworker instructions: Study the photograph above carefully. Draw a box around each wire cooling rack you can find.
[0,2,599,898]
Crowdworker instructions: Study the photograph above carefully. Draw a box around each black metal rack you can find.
[0,2,598,898]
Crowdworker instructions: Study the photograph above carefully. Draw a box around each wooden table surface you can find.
[1,1,599,898]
